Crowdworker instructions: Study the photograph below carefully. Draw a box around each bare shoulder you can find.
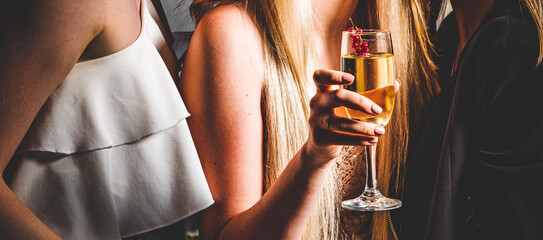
[0,0,114,172]
[179,3,266,132]
[190,4,265,81]
[2,0,108,34]
[197,4,262,46]
[0,0,110,63]
[1,0,145,62]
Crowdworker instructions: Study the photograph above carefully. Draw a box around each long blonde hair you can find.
[191,0,441,238]
[191,0,339,239]
[522,0,543,64]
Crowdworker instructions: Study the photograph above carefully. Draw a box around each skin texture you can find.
[0,0,176,238]
[313,0,358,70]
[450,0,496,70]
[179,4,385,240]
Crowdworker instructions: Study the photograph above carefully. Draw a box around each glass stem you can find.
[363,144,382,198]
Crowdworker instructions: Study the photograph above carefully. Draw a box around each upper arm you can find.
[178,5,266,238]
[0,0,106,172]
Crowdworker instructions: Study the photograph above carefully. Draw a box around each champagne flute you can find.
[338,29,402,211]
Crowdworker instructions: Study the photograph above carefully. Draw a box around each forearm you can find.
[216,143,331,240]
[0,182,61,239]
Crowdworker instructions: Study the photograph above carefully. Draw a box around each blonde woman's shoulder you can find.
[197,4,261,40]
[195,4,264,55]
[186,3,265,86]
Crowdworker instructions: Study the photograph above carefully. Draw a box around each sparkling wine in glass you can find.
[338,29,402,211]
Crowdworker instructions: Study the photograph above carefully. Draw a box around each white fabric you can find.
[10,0,213,239]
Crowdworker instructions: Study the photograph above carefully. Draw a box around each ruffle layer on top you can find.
[9,0,213,239]
[17,26,188,154]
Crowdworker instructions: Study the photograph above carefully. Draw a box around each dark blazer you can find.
[400,0,543,239]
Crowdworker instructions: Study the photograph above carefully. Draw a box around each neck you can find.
[313,0,359,34]
[313,0,359,69]
[451,0,496,51]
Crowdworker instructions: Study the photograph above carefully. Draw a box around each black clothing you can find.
[401,1,543,239]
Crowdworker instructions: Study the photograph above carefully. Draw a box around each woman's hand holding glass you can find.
[305,69,386,167]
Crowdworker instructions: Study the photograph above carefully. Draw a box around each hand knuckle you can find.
[334,89,344,99]
[359,96,369,106]
[360,97,373,112]
[308,115,319,126]
[309,96,320,109]
[333,71,343,82]
[358,124,369,134]
[327,117,336,129]
[338,121,349,131]
[313,69,323,79]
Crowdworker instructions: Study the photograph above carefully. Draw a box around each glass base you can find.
[342,194,402,211]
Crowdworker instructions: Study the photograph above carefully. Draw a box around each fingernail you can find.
[342,73,354,83]
[375,126,385,135]
[372,104,383,114]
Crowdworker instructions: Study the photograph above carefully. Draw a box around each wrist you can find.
[300,142,337,171]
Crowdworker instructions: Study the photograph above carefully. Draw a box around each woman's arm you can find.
[0,0,115,238]
[179,6,267,238]
[179,5,384,240]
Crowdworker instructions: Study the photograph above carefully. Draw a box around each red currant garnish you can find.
[347,18,369,56]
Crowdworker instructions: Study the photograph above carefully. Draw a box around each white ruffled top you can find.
[9,0,213,239]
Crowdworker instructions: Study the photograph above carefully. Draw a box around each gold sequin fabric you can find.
[336,146,372,240]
